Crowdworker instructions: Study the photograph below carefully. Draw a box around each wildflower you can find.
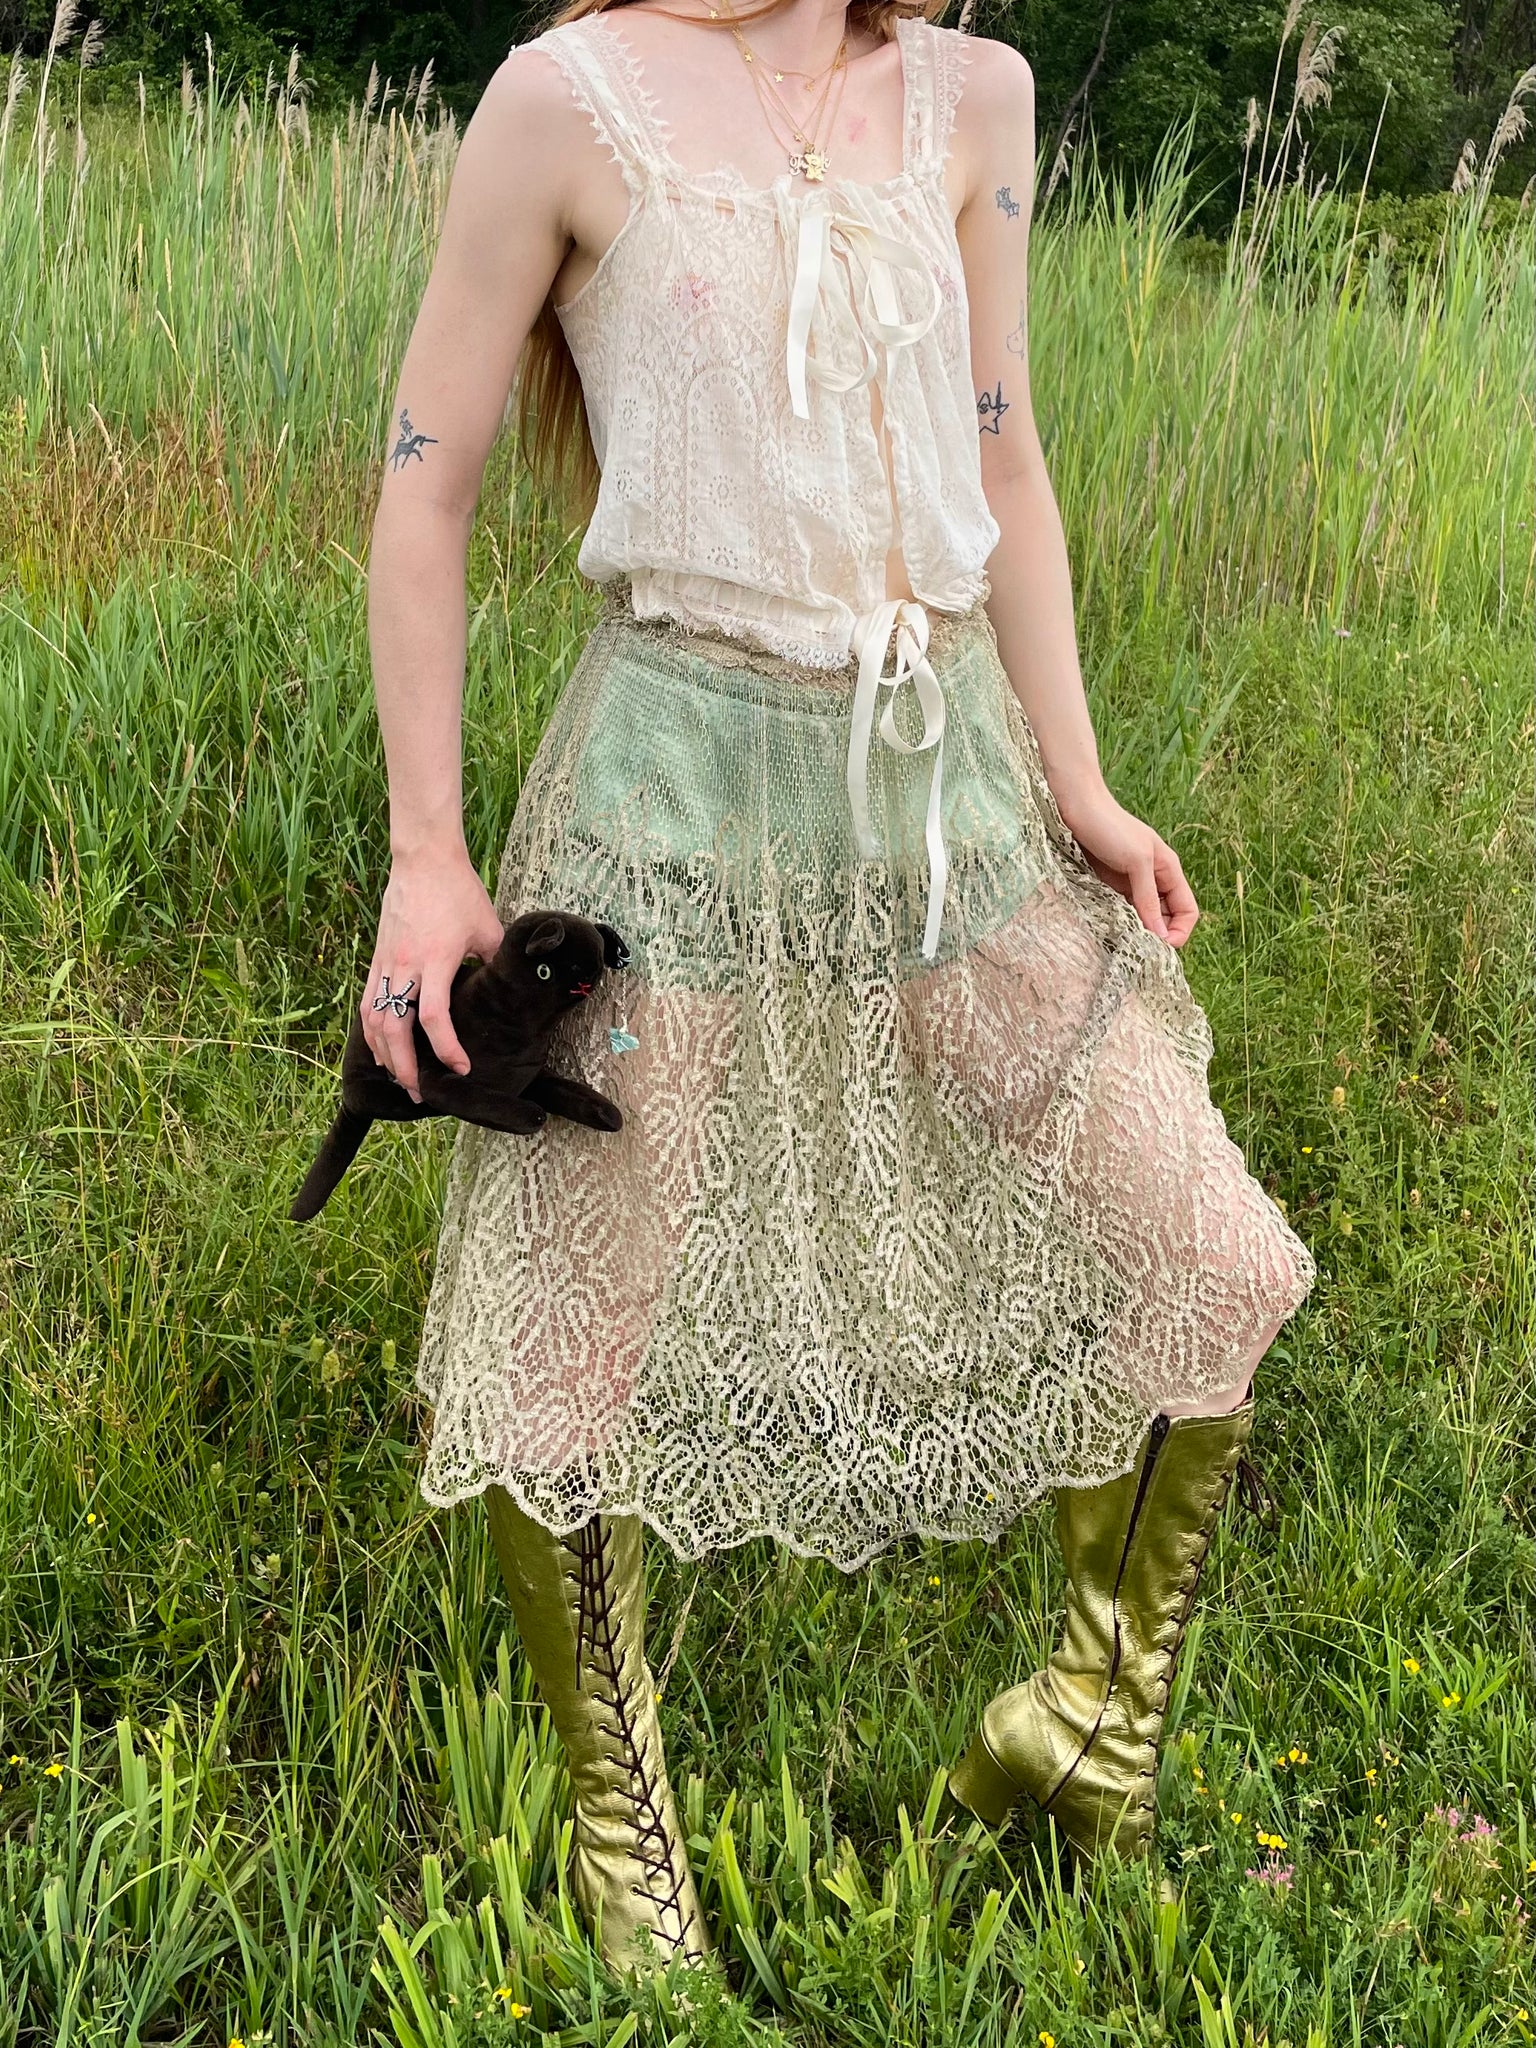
[1374,1815,1387,1829]
[1440,1692,1461,1709]
[230,2039,245,2048]
[1527,1857,1535,1874]
[492,1990,531,2017]
[1073,1955,1086,1975]
[1517,2011,1528,2023]
[1364,1768,1377,1783]
[7,1755,19,1767]
[1245,1857,1294,1890]
[1288,1747,1308,1764]
[1301,1145,1313,1155]
[1403,1657,1420,1674]
[86,1513,97,1525]
[44,1762,64,1779]
[1230,1811,1244,1825]
[1255,1830,1288,1850]
[1331,1086,1346,1106]
[928,1575,941,1587]
[1040,2034,1056,2048]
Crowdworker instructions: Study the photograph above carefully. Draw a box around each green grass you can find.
[0,34,1533,2048]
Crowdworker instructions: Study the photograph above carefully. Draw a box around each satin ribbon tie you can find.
[847,598,948,961]
[786,208,943,422]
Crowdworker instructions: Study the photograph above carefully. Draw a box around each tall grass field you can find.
[1,15,1532,2046]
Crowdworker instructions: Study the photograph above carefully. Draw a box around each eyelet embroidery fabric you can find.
[416,589,1316,1569]
[522,10,1001,670]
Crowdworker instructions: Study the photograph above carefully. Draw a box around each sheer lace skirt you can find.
[415,588,1315,1568]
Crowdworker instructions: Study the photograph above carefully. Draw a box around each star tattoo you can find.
[389,407,438,470]
[977,381,1010,435]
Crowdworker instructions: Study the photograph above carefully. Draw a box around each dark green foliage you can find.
[5,0,1534,209]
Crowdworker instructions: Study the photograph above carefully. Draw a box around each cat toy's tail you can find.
[290,1108,374,1222]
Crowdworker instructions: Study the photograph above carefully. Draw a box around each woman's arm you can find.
[953,40,1196,948]
[360,51,605,1099]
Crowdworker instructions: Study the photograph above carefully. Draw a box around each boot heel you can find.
[947,1727,1021,1826]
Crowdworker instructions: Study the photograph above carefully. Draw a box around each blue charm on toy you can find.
[609,1027,640,1055]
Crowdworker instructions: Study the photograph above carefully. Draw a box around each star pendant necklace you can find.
[710,0,849,182]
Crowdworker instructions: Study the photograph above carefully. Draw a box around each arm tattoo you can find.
[389,407,438,470]
[977,381,1010,435]
[995,185,1020,219]
[1006,303,1027,358]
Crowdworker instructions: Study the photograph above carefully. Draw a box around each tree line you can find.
[2,0,1531,209]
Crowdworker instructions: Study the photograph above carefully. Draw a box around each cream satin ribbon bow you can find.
[785,207,943,422]
[848,597,949,961]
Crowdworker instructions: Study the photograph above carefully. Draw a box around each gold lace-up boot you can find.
[484,1489,711,1972]
[947,1398,1257,1861]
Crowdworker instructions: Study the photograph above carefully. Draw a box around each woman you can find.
[358,0,1315,1974]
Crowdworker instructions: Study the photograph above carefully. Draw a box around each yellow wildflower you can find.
[1039,2034,1056,2048]
[44,1762,64,1779]
[1364,1768,1377,1783]
[86,1513,97,1525]
[1230,1811,1243,1825]
[1301,1145,1313,1155]
[1374,1815,1387,1829]
[928,1575,941,1587]
[1073,1955,1086,1975]
[1440,1692,1461,1709]
[1403,1657,1420,1674]
[492,1990,531,2018]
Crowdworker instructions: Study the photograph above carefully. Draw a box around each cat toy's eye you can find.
[537,963,552,980]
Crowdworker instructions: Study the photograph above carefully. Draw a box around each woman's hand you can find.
[1053,781,1199,948]
[361,848,505,1101]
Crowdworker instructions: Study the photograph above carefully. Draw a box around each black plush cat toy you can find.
[290,910,628,1222]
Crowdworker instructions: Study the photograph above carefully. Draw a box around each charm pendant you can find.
[789,146,828,182]
[609,1027,641,1055]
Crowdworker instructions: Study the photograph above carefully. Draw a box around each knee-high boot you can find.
[947,1397,1256,1861]
[484,1487,712,1971]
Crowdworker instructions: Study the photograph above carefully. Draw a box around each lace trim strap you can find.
[522,16,677,195]
[901,16,973,181]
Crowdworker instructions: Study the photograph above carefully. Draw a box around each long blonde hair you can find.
[516,0,952,523]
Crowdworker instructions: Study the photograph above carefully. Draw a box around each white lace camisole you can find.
[523,10,1002,676]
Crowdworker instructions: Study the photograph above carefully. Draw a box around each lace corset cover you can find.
[525,10,1001,669]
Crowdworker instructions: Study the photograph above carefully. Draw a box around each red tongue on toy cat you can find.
[289,910,628,1222]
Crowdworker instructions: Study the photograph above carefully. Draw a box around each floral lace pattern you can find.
[416,597,1316,1568]
[520,11,1002,670]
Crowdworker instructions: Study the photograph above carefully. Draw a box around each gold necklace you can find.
[711,1,847,181]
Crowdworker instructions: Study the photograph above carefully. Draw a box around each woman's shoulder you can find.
[928,23,1033,93]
